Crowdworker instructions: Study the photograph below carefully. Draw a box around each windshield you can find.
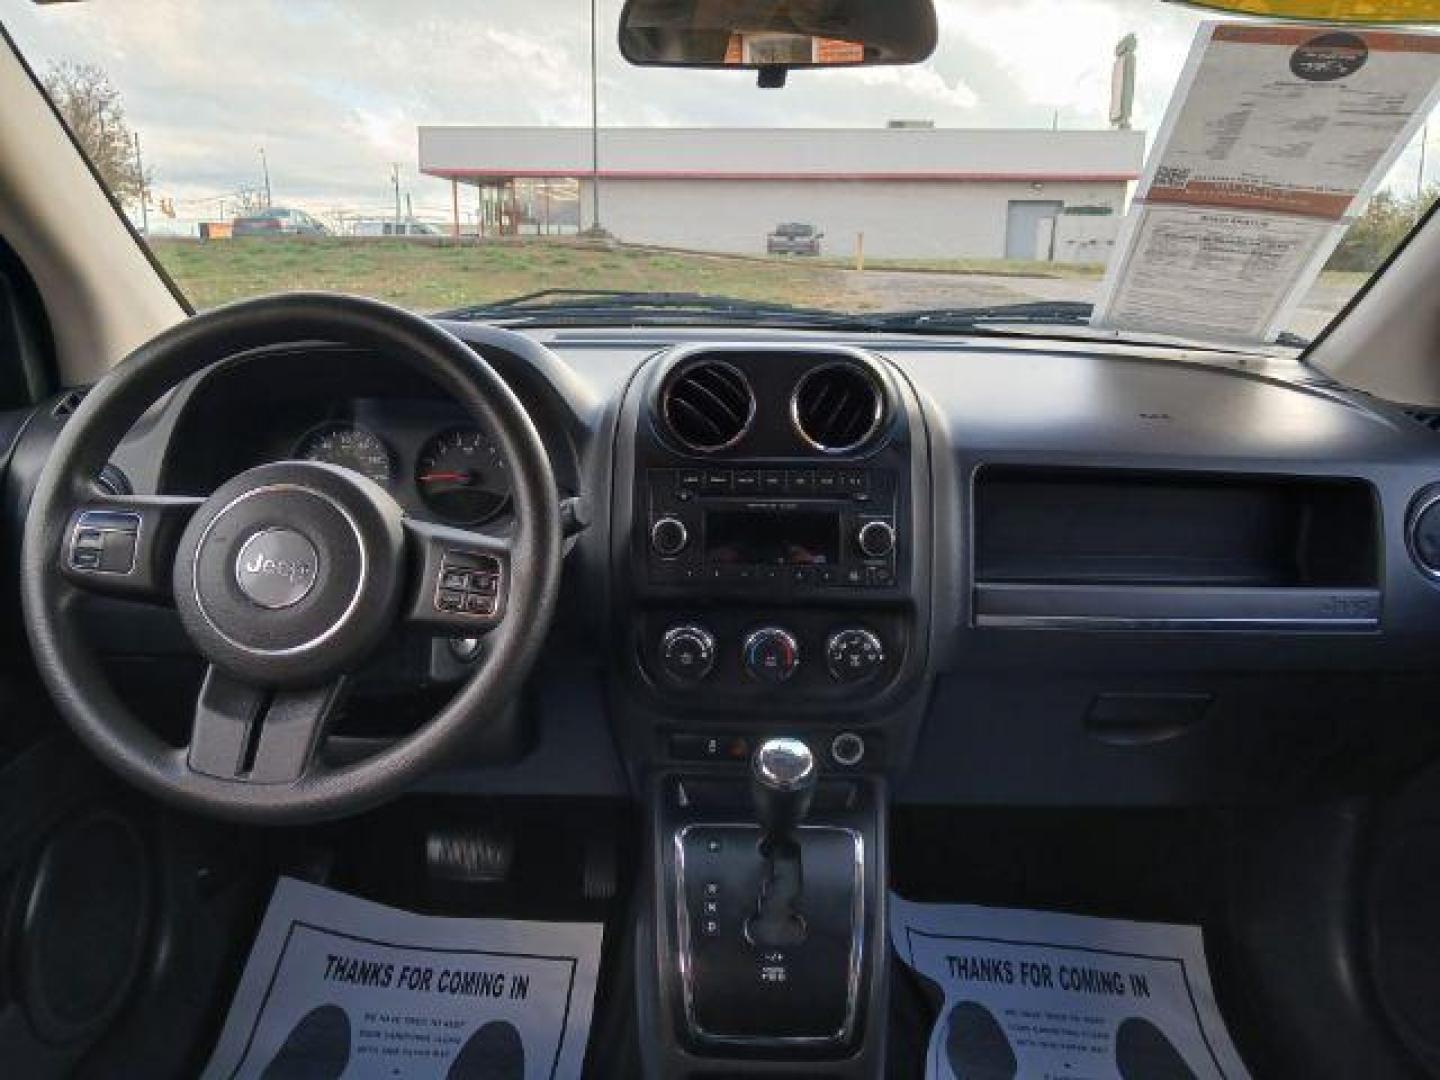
[5,0,1439,350]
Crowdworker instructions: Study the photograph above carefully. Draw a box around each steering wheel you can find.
[20,293,562,824]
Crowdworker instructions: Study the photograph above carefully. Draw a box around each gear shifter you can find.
[751,737,817,849]
[747,738,816,948]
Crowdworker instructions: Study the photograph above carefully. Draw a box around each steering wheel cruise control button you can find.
[69,511,140,575]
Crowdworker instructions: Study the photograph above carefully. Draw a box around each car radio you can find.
[642,465,899,594]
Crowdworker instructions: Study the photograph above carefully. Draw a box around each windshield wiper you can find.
[866,300,1096,328]
[438,289,864,325]
[867,301,1311,349]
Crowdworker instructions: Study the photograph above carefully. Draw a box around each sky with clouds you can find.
[1,0,1435,225]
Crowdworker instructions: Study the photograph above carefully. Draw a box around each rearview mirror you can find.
[618,0,938,84]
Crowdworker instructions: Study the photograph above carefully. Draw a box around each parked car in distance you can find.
[352,218,440,237]
[232,207,329,237]
[767,221,822,256]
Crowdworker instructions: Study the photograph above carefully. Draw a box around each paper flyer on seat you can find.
[202,877,603,1080]
[1093,22,1440,344]
[891,895,1251,1080]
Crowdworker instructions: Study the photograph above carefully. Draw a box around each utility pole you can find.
[391,163,402,233]
[259,147,273,208]
[132,132,149,234]
[589,0,602,234]
[1420,122,1430,200]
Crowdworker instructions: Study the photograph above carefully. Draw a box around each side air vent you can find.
[661,360,755,452]
[1406,409,1440,434]
[791,361,885,453]
[52,389,87,418]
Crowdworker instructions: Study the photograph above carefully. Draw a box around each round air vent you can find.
[661,360,755,452]
[1409,488,1440,580]
[791,361,885,453]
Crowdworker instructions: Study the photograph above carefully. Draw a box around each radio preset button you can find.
[651,516,690,558]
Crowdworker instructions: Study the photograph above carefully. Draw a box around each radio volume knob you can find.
[857,520,896,559]
[743,627,800,685]
[651,516,689,558]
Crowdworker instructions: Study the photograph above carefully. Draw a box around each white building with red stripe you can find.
[418,126,1145,262]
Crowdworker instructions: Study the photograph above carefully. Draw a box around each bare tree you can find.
[41,61,149,207]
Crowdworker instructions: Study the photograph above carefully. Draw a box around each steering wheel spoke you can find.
[60,495,203,604]
[402,517,511,633]
[187,665,346,785]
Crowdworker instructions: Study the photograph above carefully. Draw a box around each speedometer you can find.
[294,423,394,484]
[415,427,511,525]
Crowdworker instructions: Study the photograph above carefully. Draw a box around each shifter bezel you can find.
[673,822,866,1047]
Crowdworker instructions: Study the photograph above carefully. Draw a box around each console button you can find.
[743,627,800,684]
[734,470,760,494]
[661,624,717,683]
[761,470,785,493]
[705,470,732,494]
[787,471,815,495]
[825,628,885,683]
[830,732,866,766]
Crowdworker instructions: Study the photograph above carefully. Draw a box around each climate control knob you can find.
[651,516,689,558]
[659,624,716,684]
[825,627,885,683]
[856,519,896,559]
[742,627,800,685]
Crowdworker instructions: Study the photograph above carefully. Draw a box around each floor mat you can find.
[202,877,603,1080]
[890,895,1250,1080]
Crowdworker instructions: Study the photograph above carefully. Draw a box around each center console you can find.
[609,343,931,1075]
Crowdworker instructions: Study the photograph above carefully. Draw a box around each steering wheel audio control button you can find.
[434,550,503,619]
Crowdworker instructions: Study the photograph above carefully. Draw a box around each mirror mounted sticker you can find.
[1169,0,1440,24]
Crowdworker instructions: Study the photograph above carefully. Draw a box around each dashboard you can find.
[10,321,1440,809]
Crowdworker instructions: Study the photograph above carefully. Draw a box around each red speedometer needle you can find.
[418,471,469,483]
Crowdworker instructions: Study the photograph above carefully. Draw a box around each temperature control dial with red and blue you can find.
[742,627,800,685]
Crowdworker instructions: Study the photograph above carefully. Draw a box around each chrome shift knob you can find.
[751,737,816,845]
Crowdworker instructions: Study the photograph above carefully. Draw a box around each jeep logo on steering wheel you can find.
[234,528,319,609]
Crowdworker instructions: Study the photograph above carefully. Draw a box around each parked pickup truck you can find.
[766,221,822,256]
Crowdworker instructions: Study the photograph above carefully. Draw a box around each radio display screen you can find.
[705,510,840,566]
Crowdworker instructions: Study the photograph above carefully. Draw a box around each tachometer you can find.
[294,422,394,484]
[415,427,511,525]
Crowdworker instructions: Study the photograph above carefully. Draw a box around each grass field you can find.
[150,237,848,313]
[148,237,1364,336]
